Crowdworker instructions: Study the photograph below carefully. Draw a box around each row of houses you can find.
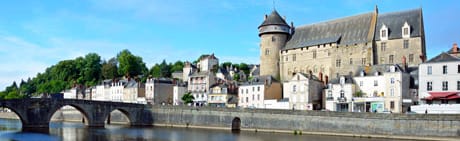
[62,43,460,114]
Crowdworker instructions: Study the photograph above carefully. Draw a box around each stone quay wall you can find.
[151,106,460,137]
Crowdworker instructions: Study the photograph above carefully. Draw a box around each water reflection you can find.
[0,118,408,141]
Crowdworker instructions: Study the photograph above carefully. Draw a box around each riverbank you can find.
[153,123,458,141]
[151,106,460,141]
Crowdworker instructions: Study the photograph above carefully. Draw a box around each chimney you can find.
[453,43,458,53]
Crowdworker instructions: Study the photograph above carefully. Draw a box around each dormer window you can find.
[340,76,345,85]
[402,22,410,38]
[380,24,388,40]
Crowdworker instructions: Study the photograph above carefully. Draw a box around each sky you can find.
[0,0,459,90]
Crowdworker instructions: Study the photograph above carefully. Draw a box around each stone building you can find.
[283,73,324,110]
[258,7,426,82]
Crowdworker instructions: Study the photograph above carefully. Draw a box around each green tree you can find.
[170,61,184,72]
[220,62,233,69]
[81,53,102,86]
[117,49,147,77]
[181,92,195,105]
[150,63,161,78]
[239,63,250,75]
[102,58,119,79]
[159,60,171,78]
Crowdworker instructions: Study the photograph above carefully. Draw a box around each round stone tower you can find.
[258,10,291,80]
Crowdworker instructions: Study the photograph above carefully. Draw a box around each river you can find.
[0,118,408,141]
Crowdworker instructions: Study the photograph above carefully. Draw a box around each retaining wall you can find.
[152,106,460,137]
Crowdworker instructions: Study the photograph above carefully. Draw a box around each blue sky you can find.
[0,0,459,90]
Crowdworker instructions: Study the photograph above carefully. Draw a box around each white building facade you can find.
[283,73,323,110]
[412,52,460,114]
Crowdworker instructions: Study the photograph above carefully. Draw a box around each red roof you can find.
[423,92,460,100]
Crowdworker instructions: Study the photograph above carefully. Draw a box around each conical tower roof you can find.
[259,10,289,28]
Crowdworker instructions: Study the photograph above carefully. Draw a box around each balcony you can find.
[326,97,334,101]
[337,97,347,103]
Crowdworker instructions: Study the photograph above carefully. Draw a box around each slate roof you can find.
[240,75,278,86]
[329,75,355,84]
[375,8,423,41]
[259,10,289,28]
[354,64,405,77]
[424,52,460,63]
[284,12,374,50]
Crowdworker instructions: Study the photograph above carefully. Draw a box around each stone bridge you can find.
[0,98,153,131]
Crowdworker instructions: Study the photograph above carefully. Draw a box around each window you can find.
[409,54,414,63]
[427,66,432,75]
[458,64,460,73]
[381,30,387,38]
[241,89,243,94]
[442,81,448,91]
[389,55,394,64]
[457,81,460,90]
[427,81,432,91]
[403,40,409,49]
[241,98,243,103]
[349,58,353,65]
[271,36,276,42]
[336,59,341,68]
[293,54,296,61]
[390,78,395,84]
[390,101,395,109]
[246,97,248,103]
[257,86,260,91]
[443,65,448,74]
[362,58,366,65]
[340,90,345,98]
[403,27,409,35]
[313,50,317,59]
[359,81,363,87]
[390,88,394,96]
[246,89,248,94]
[252,95,255,100]
[257,94,260,100]
[381,42,386,51]
[285,56,288,61]
[292,85,297,92]
[374,80,378,86]
[252,87,255,92]
[327,90,332,98]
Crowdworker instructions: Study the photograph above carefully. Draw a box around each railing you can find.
[326,97,334,101]
[411,104,460,114]
[337,97,347,103]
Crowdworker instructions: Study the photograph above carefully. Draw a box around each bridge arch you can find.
[49,104,90,126]
[105,108,132,125]
[0,106,25,127]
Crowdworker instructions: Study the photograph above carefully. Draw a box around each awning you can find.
[422,92,460,100]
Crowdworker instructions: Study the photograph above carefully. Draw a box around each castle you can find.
[258,7,426,82]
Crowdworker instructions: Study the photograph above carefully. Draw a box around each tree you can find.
[81,53,102,86]
[233,74,240,81]
[170,61,184,72]
[239,63,250,75]
[181,92,195,105]
[221,62,233,69]
[159,60,171,78]
[117,49,147,77]
[102,58,119,79]
[150,64,161,78]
